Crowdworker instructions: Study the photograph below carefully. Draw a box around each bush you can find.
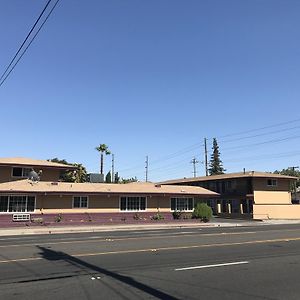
[54,213,62,222]
[151,213,164,220]
[133,213,142,220]
[172,210,182,219]
[192,203,212,222]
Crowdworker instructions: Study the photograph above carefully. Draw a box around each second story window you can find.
[267,179,277,187]
[12,167,32,178]
[73,196,88,208]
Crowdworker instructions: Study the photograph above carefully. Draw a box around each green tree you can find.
[114,172,120,183]
[105,171,112,183]
[72,163,87,183]
[48,159,87,183]
[274,168,300,194]
[208,138,225,175]
[95,144,111,175]
[120,177,138,184]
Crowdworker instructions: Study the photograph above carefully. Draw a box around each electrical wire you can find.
[0,0,60,87]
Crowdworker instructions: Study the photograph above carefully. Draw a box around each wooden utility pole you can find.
[204,138,208,176]
[145,156,149,182]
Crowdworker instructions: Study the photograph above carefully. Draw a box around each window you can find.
[267,179,277,187]
[73,196,88,208]
[12,167,32,178]
[171,197,194,211]
[120,196,146,211]
[0,196,35,212]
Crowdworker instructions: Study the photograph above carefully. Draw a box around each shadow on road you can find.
[37,246,179,300]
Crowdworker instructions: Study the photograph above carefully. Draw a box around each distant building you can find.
[160,171,299,220]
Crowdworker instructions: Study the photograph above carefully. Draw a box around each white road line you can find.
[175,261,249,271]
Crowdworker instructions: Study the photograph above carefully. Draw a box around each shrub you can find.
[133,213,142,220]
[192,203,212,222]
[151,213,164,220]
[31,217,44,224]
[172,210,182,219]
[182,212,192,219]
[54,213,62,222]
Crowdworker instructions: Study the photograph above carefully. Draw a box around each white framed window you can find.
[12,167,32,178]
[171,197,194,211]
[267,179,277,187]
[120,196,146,211]
[73,196,88,208]
[0,195,35,212]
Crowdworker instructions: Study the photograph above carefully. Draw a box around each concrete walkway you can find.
[1,218,300,236]
[0,219,256,236]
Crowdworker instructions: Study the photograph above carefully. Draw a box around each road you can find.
[1,224,300,299]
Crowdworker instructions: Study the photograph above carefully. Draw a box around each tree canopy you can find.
[48,158,87,183]
[208,138,225,175]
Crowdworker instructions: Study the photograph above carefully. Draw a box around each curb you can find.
[0,222,243,236]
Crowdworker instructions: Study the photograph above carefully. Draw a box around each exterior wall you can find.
[188,178,252,197]
[253,204,300,220]
[0,167,11,183]
[147,195,170,212]
[252,178,290,192]
[254,191,291,205]
[33,194,198,214]
[0,166,62,183]
[40,169,62,182]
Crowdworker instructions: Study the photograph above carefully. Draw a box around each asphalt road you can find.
[1,224,300,299]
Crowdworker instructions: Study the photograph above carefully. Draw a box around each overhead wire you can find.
[0,0,60,87]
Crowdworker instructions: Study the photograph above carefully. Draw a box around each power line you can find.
[209,117,300,140]
[118,117,300,177]
[222,133,300,152]
[0,0,60,87]
[219,125,300,144]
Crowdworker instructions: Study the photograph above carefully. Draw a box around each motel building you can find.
[0,158,218,224]
[160,172,299,220]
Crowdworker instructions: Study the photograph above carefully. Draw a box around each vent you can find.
[13,214,30,221]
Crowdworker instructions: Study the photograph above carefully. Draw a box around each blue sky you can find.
[1,0,300,181]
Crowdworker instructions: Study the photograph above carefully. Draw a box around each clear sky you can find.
[1,0,300,181]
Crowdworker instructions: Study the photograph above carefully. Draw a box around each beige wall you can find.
[254,191,291,205]
[253,204,300,220]
[0,166,62,183]
[253,178,291,191]
[32,194,201,214]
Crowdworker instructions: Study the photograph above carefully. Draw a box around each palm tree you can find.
[95,144,111,175]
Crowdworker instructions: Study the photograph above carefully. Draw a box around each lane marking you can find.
[0,231,259,248]
[175,261,249,271]
[1,236,300,264]
[1,227,300,248]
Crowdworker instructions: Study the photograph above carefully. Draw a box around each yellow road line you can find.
[0,231,258,248]
[1,236,300,264]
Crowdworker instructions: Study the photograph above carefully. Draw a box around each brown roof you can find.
[0,180,219,197]
[0,157,76,169]
[159,171,298,185]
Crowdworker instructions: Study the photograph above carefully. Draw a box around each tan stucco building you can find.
[160,171,299,220]
[0,158,218,221]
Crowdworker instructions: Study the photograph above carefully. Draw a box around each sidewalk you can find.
[1,218,300,237]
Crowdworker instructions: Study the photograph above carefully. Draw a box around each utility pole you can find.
[190,157,199,178]
[111,154,115,183]
[204,138,208,176]
[145,156,149,182]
